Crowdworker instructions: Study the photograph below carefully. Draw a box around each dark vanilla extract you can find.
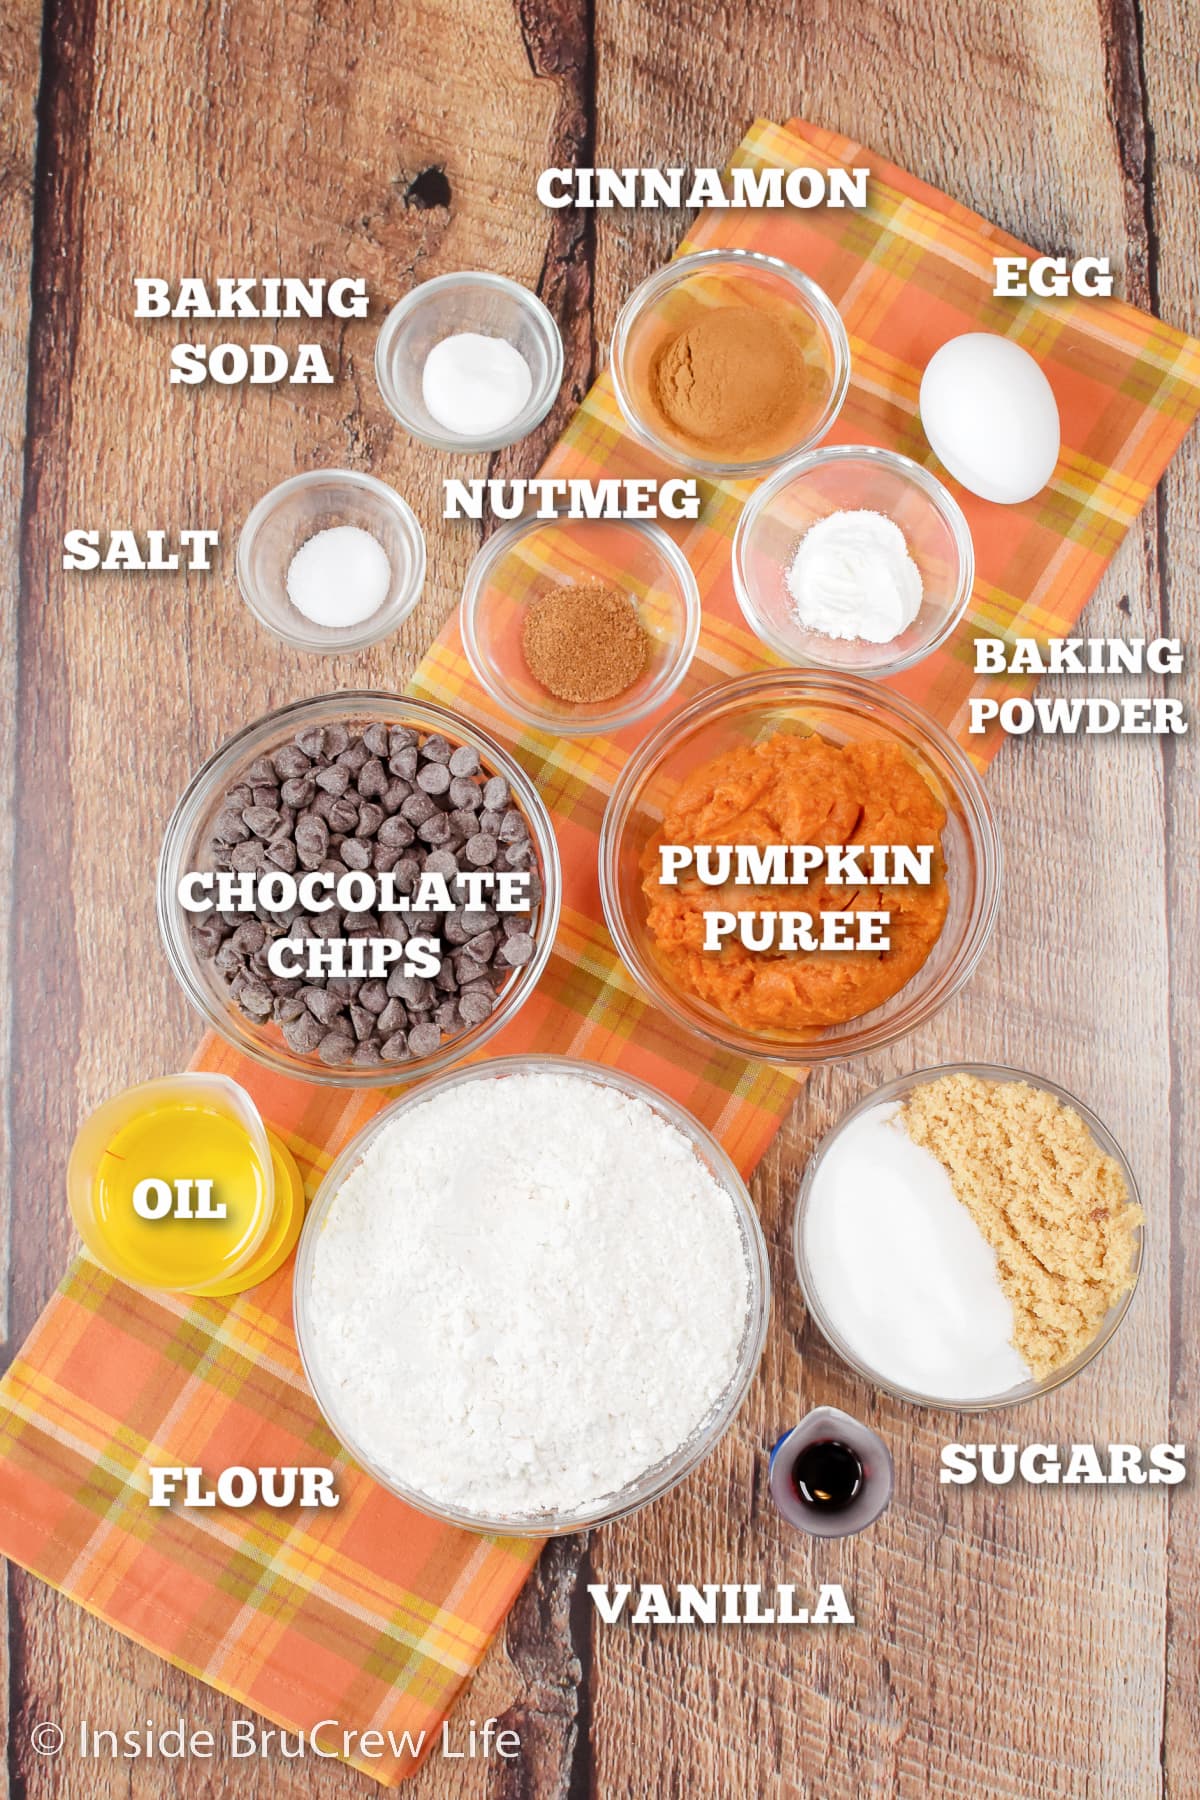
[790,1439,863,1513]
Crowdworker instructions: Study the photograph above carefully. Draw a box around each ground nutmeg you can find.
[522,580,649,704]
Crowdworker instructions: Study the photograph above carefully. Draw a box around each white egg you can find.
[919,332,1061,504]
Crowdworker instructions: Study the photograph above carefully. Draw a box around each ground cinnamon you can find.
[522,581,648,703]
[648,305,813,456]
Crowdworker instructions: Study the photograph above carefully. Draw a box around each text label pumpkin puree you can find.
[641,731,949,1032]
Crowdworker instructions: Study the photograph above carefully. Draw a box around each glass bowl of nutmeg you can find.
[460,512,702,737]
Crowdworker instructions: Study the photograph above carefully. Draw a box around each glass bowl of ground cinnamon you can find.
[461,512,701,736]
[611,249,850,477]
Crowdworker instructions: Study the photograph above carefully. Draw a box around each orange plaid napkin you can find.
[0,117,1196,1785]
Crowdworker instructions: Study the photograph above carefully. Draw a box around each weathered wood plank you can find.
[1,9,50,1795]
[1136,1,1200,1791]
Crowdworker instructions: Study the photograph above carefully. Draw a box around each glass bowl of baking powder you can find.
[733,444,975,676]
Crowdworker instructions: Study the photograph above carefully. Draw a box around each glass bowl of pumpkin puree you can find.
[599,671,1001,1063]
[610,250,850,476]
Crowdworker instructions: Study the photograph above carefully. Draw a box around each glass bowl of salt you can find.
[375,271,564,452]
[236,468,427,656]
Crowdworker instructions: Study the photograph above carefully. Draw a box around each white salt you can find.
[803,1102,1030,1402]
[286,525,392,630]
[421,331,533,438]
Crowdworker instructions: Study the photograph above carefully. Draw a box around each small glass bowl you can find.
[610,248,850,477]
[375,272,564,452]
[793,1063,1144,1410]
[293,1054,772,1536]
[460,512,702,737]
[236,470,426,655]
[599,670,1001,1065]
[733,445,975,676]
[157,693,561,1088]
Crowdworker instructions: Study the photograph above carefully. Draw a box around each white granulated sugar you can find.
[305,1070,751,1517]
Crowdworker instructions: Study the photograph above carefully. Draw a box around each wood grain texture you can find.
[2,1,1197,1796]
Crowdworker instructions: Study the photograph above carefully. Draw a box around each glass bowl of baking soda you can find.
[733,444,975,676]
[236,469,426,655]
[375,272,564,453]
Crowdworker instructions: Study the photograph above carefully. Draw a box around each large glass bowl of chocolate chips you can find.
[158,693,561,1085]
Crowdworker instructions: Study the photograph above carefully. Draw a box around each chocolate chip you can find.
[273,745,313,779]
[316,763,351,797]
[448,744,480,778]
[318,1033,355,1066]
[247,756,276,785]
[401,790,437,825]
[358,757,389,798]
[341,838,372,871]
[296,726,326,760]
[459,989,495,1025]
[378,815,415,849]
[281,776,316,809]
[463,831,496,866]
[380,1031,410,1062]
[378,997,407,1035]
[282,1013,324,1055]
[407,1021,442,1056]
[213,807,251,845]
[416,762,452,797]
[363,722,391,758]
[421,734,452,764]
[389,746,418,780]
[501,933,535,967]
[327,797,359,834]
[356,802,385,838]
[483,775,509,811]
[422,848,459,880]
[243,805,283,840]
[448,776,482,810]
[416,812,451,845]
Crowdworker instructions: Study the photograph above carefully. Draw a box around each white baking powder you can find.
[421,330,533,438]
[305,1071,751,1516]
[785,509,923,643]
[286,525,391,629]
[803,1103,1030,1402]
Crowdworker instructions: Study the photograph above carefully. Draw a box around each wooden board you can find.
[2,2,1196,1796]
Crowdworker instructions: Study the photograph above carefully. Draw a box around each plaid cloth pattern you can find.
[0,117,1196,1785]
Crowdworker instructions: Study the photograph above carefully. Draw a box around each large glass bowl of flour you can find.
[294,1056,771,1535]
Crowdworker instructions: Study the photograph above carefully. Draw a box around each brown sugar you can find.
[522,580,649,704]
[901,1073,1142,1381]
[648,305,814,457]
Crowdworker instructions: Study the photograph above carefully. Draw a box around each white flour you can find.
[305,1070,751,1517]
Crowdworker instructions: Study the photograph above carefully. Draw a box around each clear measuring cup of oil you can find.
[67,1074,305,1296]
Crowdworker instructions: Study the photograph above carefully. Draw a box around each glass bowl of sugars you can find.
[158,692,561,1086]
[460,512,702,737]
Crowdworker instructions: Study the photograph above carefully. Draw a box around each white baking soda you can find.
[305,1071,751,1516]
[421,331,533,437]
[286,525,391,629]
[803,1102,1031,1402]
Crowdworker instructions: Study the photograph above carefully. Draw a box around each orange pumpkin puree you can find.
[642,731,949,1032]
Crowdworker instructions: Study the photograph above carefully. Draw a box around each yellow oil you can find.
[92,1097,269,1290]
